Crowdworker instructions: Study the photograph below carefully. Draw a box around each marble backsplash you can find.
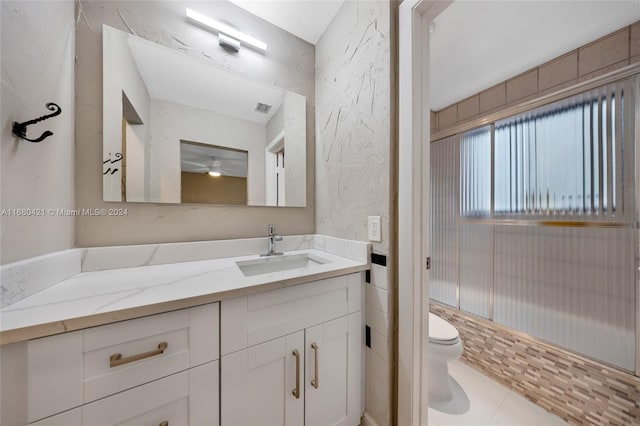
[0,249,81,308]
[0,235,369,308]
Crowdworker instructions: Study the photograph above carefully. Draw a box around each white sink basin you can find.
[236,253,329,277]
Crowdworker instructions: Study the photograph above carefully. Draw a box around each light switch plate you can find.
[368,216,381,242]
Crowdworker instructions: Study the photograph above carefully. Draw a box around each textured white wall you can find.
[76,0,315,247]
[315,0,392,256]
[315,2,394,425]
[0,1,75,264]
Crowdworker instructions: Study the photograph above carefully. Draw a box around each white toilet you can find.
[428,313,464,402]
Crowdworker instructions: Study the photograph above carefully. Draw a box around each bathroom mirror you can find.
[102,25,306,206]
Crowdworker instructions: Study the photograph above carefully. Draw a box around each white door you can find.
[221,331,304,426]
[305,313,362,426]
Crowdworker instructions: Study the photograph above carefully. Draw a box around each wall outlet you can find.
[367,216,381,242]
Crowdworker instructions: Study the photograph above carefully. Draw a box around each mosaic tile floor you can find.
[429,360,568,426]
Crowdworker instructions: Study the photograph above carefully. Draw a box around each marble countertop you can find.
[0,249,367,344]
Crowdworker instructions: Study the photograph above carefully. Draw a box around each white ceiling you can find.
[221,1,639,110]
[227,0,344,44]
[430,1,640,111]
[127,35,285,125]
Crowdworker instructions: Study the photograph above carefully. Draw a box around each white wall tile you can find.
[366,366,389,412]
[366,283,389,314]
[370,263,388,291]
[365,386,389,426]
[366,305,389,337]
[366,348,389,386]
[370,328,390,362]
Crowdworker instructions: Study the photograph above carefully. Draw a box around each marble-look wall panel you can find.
[1,1,75,264]
[75,0,315,247]
[315,2,394,425]
[315,0,392,256]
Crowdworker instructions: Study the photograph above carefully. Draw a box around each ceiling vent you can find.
[255,102,272,114]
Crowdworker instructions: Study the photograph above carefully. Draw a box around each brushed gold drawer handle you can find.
[109,341,168,368]
[311,342,319,389]
[159,422,168,426]
[292,349,301,399]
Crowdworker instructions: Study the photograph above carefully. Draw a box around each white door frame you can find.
[265,130,285,206]
[398,1,451,424]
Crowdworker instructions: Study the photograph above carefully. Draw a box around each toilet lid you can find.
[429,313,459,344]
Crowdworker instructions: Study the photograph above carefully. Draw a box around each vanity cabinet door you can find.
[221,331,304,426]
[305,312,362,426]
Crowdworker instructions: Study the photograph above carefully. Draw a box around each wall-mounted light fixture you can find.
[186,8,267,53]
[218,33,240,52]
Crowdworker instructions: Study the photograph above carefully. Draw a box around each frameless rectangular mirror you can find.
[102,24,306,207]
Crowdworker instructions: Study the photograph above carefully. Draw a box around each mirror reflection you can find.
[180,141,248,204]
[102,24,306,206]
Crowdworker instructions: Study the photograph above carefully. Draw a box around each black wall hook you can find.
[12,103,62,143]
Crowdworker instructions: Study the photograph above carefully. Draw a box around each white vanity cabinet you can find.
[1,303,220,426]
[220,273,363,426]
[304,315,361,426]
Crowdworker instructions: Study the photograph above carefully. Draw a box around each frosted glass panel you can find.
[494,226,636,370]
[494,79,632,220]
[430,136,459,307]
[432,75,637,371]
[460,126,491,218]
[460,224,493,319]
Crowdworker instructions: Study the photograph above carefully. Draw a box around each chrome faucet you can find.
[261,224,283,256]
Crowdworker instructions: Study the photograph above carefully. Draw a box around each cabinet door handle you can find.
[292,349,301,399]
[109,341,168,368]
[311,342,319,389]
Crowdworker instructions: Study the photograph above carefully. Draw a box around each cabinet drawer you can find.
[29,361,219,426]
[27,303,219,422]
[82,360,218,426]
[29,408,81,426]
[221,273,362,355]
[83,371,189,426]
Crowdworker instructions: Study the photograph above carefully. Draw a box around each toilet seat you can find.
[429,313,460,345]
